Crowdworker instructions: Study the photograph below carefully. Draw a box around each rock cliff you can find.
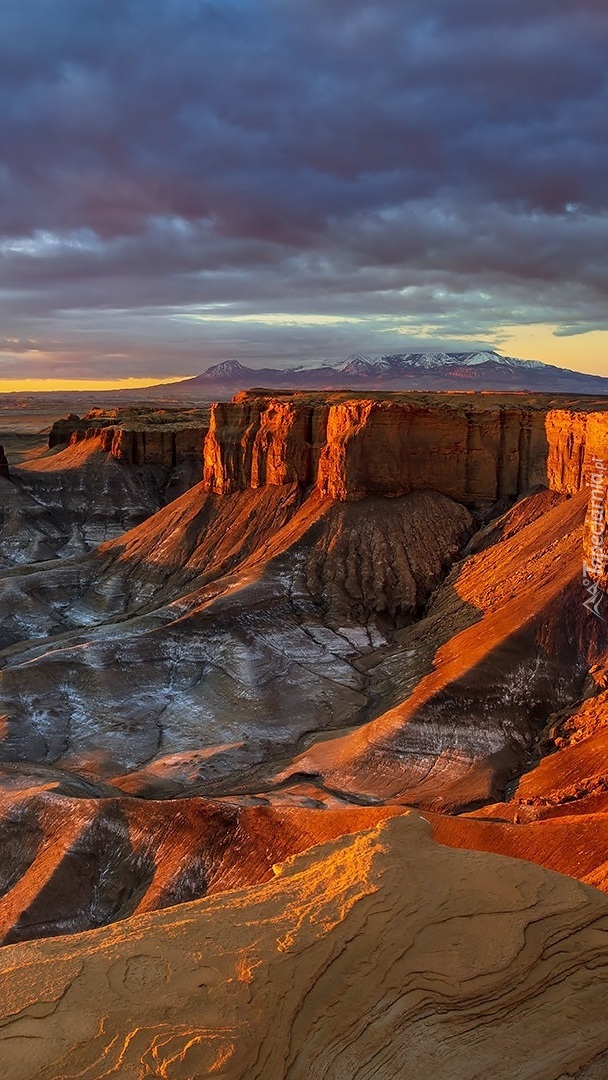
[201,391,608,506]
[48,407,208,477]
[203,398,328,494]
[201,393,608,584]
[49,395,608,518]
[3,390,608,957]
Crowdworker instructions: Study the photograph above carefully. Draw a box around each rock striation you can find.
[0,792,400,944]
[316,399,549,501]
[202,392,608,507]
[0,484,471,788]
[202,393,608,582]
[203,398,328,494]
[48,407,208,484]
[1,814,608,1080]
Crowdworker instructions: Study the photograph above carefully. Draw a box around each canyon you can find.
[0,391,607,1077]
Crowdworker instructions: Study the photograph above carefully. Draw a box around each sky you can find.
[0,0,607,389]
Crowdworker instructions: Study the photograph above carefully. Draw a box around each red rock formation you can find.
[203,398,328,494]
[201,393,608,578]
[48,409,208,475]
[0,793,401,944]
[316,400,548,501]
[545,410,608,492]
[2,814,608,1080]
[202,392,608,504]
[274,487,606,808]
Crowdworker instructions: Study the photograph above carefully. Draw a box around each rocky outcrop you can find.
[202,392,608,506]
[0,486,472,790]
[93,423,206,470]
[2,814,608,1080]
[47,413,99,448]
[0,445,9,481]
[48,408,208,476]
[47,396,608,517]
[276,487,606,808]
[316,399,549,501]
[0,791,399,944]
[201,394,608,583]
[203,398,328,494]
[546,410,608,493]
[4,389,608,989]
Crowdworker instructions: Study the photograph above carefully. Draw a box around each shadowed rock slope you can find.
[275,488,605,803]
[0,406,211,568]
[0,794,400,945]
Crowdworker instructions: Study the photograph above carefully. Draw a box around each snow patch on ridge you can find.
[336,350,546,373]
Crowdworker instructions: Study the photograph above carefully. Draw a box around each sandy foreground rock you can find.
[1,813,608,1080]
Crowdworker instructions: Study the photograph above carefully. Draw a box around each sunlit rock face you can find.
[1,390,608,971]
[275,488,606,807]
[0,791,400,944]
[203,393,551,501]
[201,391,608,509]
[1,815,608,1080]
[316,399,551,501]
[202,398,329,493]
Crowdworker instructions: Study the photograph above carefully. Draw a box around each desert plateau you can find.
[3,0,608,1074]
[0,391,607,1077]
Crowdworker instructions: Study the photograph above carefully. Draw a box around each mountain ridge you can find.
[142,349,608,396]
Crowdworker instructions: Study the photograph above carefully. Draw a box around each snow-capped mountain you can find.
[198,359,252,379]
[336,350,546,374]
[142,350,608,396]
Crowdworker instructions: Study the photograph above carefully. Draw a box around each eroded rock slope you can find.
[0,391,607,954]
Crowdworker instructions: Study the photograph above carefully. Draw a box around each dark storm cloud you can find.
[0,0,607,377]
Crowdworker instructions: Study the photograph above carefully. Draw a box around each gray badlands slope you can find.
[0,474,470,790]
[0,439,164,568]
[0,391,608,957]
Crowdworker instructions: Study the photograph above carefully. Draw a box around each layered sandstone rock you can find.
[5,390,608,985]
[5,437,164,560]
[545,410,608,493]
[0,792,399,944]
[0,486,471,790]
[48,408,208,477]
[201,393,608,585]
[48,412,106,448]
[201,392,608,507]
[1,814,608,1080]
[316,399,549,500]
[277,487,606,808]
[203,398,328,494]
[203,393,552,502]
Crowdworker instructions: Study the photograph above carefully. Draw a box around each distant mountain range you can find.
[143,351,608,396]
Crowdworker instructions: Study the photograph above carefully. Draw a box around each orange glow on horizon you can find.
[0,376,187,394]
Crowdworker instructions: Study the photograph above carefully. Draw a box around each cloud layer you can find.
[0,0,607,379]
